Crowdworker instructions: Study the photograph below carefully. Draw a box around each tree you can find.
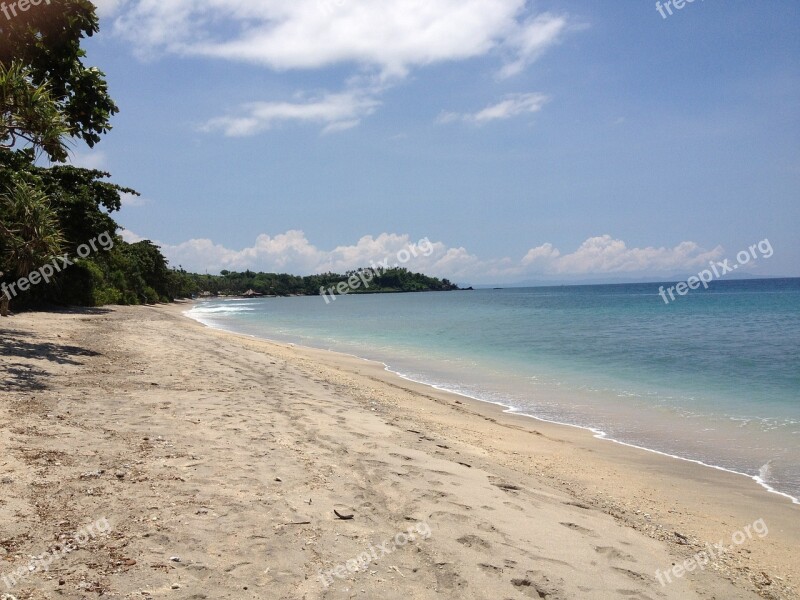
[0,1,152,313]
[0,180,63,315]
[0,63,69,314]
[0,0,117,149]
[0,180,63,273]
[0,62,70,161]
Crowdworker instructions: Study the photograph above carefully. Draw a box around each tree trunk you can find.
[0,294,9,316]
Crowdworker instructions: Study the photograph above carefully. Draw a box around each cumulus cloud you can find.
[438,93,549,124]
[526,236,723,275]
[120,229,145,243]
[121,230,725,283]
[202,92,380,137]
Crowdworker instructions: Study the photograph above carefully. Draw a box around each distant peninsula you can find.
[188,267,469,298]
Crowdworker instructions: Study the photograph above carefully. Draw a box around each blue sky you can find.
[72,0,799,284]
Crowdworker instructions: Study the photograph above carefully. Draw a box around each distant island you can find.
[188,267,467,298]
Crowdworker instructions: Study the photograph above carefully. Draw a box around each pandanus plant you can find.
[0,62,67,315]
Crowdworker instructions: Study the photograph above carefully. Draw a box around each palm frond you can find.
[0,61,70,162]
[0,181,64,277]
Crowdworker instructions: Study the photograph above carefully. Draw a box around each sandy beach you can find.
[0,304,797,600]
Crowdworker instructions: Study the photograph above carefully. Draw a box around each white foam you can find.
[384,369,800,505]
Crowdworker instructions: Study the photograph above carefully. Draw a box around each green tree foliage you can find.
[0,177,64,314]
[0,62,70,161]
[186,267,461,298]
[38,164,132,248]
[0,0,184,312]
[0,61,69,314]
[56,239,191,306]
[0,0,117,148]
[0,146,149,310]
[0,180,63,275]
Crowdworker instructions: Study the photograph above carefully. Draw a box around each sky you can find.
[68,0,800,285]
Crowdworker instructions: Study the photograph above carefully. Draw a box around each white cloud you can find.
[120,192,149,207]
[120,229,145,243]
[108,1,574,133]
[498,13,570,79]
[121,229,725,283]
[527,236,723,275]
[521,242,560,266]
[203,92,380,137]
[439,93,549,124]
[111,1,568,78]
[91,0,128,18]
[321,119,360,135]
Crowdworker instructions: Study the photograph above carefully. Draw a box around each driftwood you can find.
[333,509,354,520]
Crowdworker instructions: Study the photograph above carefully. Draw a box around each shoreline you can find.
[184,302,800,507]
[398,374,800,506]
[2,304,797,598]
[175,303,800,585]
[177,304,800,593]
[385,365,800,507]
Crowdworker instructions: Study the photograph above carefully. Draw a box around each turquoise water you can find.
[187,278,800,503]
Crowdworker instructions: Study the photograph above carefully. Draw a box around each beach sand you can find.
[0,304,797,599]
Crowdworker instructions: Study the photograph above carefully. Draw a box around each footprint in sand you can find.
[416,488,452,501]
[615,589,650,598]
[389,452,415,461]
[456,534,491,549]
[433,563,467,591]
[595,546,638,563]
[559,522,599,537]
[612,567,649,583]
[511,570,566,599]
[492,482,522,493]
[477,562,503,575]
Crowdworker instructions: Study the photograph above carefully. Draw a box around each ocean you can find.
[186,278,800,503]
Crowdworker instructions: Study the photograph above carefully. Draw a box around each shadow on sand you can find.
[0,307,107,391]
